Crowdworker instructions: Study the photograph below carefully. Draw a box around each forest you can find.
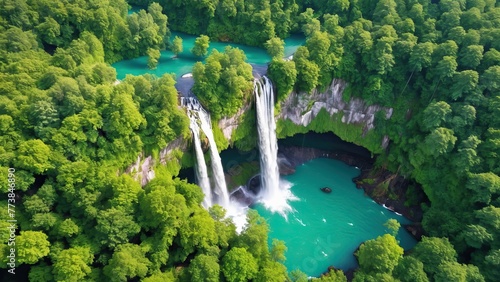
[0,0,499,281]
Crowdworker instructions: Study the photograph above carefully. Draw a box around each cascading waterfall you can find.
[254,77,280,196]
[198,107,231,208]
[182,97,230,208]
[254,76,295,215]
[182,97,247,231]
[188,116,212,208]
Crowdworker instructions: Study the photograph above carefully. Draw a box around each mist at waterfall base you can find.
[185,77,416,277]
[251,77,415,275]
[183,97,248,230]
[254,77,298,216]
[254,158,417,276]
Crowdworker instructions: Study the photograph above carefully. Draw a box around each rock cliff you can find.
[126,78,393,186]
[125,136,187,187]
[218,102,251,141]
[278,79,393,135]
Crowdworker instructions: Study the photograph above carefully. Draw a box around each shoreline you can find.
[278,145,425,237]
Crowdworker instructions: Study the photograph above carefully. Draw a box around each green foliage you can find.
[15,231,50,265]
[411,237,457,277]
[277,109,384,153]
[311,268,347,282]
[103,243,150,282]
[270,239,287,262]
[1,1,170,62]
[2,1,500,281]
[212,121,229,152]
[393,256,429,282]
[384,219,400,236]
[147,48,161,70]
[52,247,93,282]
[138,0,291,46]
[226,161,260,189]
[433,262,472,282]
[126,74,190,154]
[420,101,451,131]
[356,234,403,274]
[265,37,285,58]
[191,35,210,57]
[268,58,297,101]
[422,127,457,157]
[293,46,320,93]
[95,208,140,249]
[29,263,54,282]
[222,247,258,282]
[171,36,183,57]
[188,254,220,282]
[142,270,175,282]
[255,260,288,282]
[15,140,52,174]
[289,269,309,282]
[138,174,188,230]
[192,46,253,119]
[479,249,500,282]
[231,106,258,151]
[235,210,271,263]
[173,206,217,262]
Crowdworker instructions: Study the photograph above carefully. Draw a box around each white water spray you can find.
[182,97,230,208]
[184,98,212,208]
[182,97,248,232]
[254,77,295,215]
[198,108,230,208]
[189,117,212,208]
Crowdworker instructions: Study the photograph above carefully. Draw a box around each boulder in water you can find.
[320,187,332,193]
[247,174,262,196]
[279,162,295,175]
[230,186,255,206]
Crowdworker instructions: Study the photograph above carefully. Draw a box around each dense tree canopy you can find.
[192,46,253,119]
[192,35,210,57]
[1,0,500,281]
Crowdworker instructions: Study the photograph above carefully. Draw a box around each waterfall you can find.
[197,107,230,208]
[254,76,294,215]
[182,97,230,208]
[254,77,280,196]
[188,116,212,208]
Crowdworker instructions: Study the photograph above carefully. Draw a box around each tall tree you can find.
[52,247,93,282]
[191,35,210,57]
[188,254,220,282]
[171,36,183,58]
[16,231,51,265]
[103,243,150,282]
[147,48,161,69]
[411,237,457,277]
[222,247,258,282]
[265,37,285,58]
[356,234,403,274]
[393,256,429,282]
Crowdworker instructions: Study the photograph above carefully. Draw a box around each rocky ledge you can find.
[279,79,393,145]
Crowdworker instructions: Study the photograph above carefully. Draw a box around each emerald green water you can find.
[112,32,304,80]
[254,158,416,276]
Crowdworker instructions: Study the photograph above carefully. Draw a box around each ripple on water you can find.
[254,158,417,277]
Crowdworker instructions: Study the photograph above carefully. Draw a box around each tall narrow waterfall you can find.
[198,107,230,208]
[182,97,230,208]
[254,77,294,215]
[188,116,212,208]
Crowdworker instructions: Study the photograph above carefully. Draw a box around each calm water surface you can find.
[113,31,304,80]
[254,158,416,276]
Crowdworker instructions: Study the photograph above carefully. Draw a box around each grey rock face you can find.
[278,79,393,132]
